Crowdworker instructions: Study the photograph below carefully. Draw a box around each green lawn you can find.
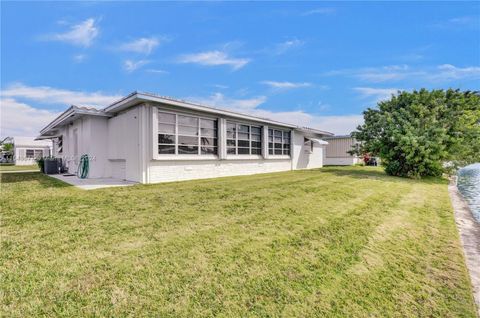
[1,167,476,317]
[0,164,38,172]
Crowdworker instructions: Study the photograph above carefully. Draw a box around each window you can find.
[226,122,262,155]
[158,111,217,155]
[268,129,291,156]
[25,149,43,159]
[57,136,63,154]
[304,137,313,153]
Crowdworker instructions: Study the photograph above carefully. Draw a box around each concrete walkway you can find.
[49,174,137,190]
[0,170,39,173]
[449,181,480,316]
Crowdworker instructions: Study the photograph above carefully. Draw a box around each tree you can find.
[2,143,14,152]
[352,89,480,178]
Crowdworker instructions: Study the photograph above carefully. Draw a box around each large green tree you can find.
[352,89,480,178]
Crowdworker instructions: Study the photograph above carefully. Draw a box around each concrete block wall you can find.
[148,159,291,183]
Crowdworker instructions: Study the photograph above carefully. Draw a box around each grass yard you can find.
[1,167,476,317]
[0,164,38,172]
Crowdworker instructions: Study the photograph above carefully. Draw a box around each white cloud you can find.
[247,109,362,135]
[302,8,336,16]
[428,64,480,82]
[399,53,424,62]
[433,16,479,29]
[43,18,99,47]
[356,72,408,82]
[186,93,362,135]
[211,84,229,89]
[354,87,400,101]
[146,69,169,74]
[73,54,87,63]
[178,50,250,70]
[325,64,480,84]
[327,64,413,83]
[261,81,312,89]
[187,93,266,111]
[304,114,363,135]
[119,37,161,55]
[123,59,150,72]
[0,98,60,137]
[274,38,305,54]
[1,83,121,106]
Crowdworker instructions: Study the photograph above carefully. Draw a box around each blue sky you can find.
[1,1,479,137]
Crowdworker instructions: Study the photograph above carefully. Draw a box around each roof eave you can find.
[39,106,111,136]
[296,127,334,137]
[104,92,299,129]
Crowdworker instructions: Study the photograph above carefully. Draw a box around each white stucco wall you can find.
[109,160,126,179]
[106,105,148,182]
[14,147,50,165]
[54,116,109,177]
[88,117,109,178]
[291,132,325,170]
[324,157,359,166]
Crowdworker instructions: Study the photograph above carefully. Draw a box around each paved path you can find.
[0,170,39,173]
[449,181,480,317]
[49,174,137,190]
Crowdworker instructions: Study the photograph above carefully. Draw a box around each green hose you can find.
[77,154,89,179]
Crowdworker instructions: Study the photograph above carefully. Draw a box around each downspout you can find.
[138,104,149,184]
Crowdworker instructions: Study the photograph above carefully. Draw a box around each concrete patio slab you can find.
[49,174,138,190]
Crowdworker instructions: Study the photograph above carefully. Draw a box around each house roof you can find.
[323,135,354,140]
[38,91,334,138]
[105,91,298,129]
[105,91,333,135]
[37,105,111,139]
[11,137,52,147]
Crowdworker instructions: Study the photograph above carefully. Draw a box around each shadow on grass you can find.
[0,172,72,188]
[322,167,448,185]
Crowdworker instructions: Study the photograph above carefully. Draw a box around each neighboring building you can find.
[37,91,333,183]
[323,135,362,166]
[1,137,52,165]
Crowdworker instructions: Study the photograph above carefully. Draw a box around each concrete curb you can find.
[448,180,480,317]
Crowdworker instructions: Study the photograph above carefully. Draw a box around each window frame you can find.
[154,108,219,160]
[226,121,262,157]
[25,149,35,159]
[57,136,63,154]
[25,149,43,159]
[268,129,292,157]
[304,137,314,154]
[152,106,294,161]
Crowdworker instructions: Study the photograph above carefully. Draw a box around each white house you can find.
[2,136,52,165]
[323,135,362,165]
[37,91,333,183]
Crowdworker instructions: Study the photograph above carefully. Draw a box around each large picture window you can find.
[268,129,291,155]
[158,111,217,155]
[226,122,262,155]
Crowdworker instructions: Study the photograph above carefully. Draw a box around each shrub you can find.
[352,89,480,178]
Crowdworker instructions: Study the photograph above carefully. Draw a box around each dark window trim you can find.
[158,110,218,156]
[226,121,262,155]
